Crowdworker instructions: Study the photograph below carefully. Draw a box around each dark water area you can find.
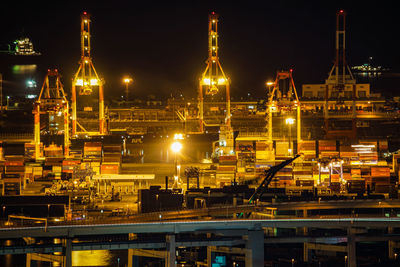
[1,56,400,106]
[354,71,400,97]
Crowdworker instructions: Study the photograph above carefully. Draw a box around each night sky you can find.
[0,1,399,99]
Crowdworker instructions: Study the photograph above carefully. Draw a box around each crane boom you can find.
[248,154,300,204]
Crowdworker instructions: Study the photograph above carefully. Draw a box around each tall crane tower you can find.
[324,10,357,139]
[71,11,105,136]
[326,10,355,89]
[199,12,233,155]
[33,69,69,159]
[267,70,301,157]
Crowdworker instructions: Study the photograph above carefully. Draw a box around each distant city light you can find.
[26,79,37,88]
[26,94,37,99]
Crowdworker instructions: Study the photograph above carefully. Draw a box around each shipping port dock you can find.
[1,8,400,267]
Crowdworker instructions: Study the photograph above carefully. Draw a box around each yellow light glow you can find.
[212,20,216,23]
[90,79,98,86]
[75,79,84,86]
[285,118,295,125]
[171,141,182,153]
[266,81,274,86]
[203,78,211,85]
[123,78,132,84]
[84,20,88,23]
[217,78,226,84]
[174,133,184,140]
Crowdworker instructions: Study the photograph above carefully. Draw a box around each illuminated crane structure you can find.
[33,69,69,159]
[71,11,105,136]
[324,10,357,139]
[267,70,301,156]
[199,12,233,155]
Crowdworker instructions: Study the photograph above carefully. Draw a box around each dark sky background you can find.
[0,0,399,100]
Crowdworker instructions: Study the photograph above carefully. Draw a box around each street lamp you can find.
[286,117,295,156]
[266,81,274,97]
[123,77,133,101]
[171,141,182,174]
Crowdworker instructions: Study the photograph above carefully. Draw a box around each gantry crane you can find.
[324,10,357,139]
[71,11,105,136]
[199,12,233,155]
[267,70,301,156]
[33,69,69,159]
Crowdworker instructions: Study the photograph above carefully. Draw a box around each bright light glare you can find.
[217,78,226,84]
[75,79,84,86]
[90,79,98,85]
[174,133,184,140]
[202,78,211,85]
[285,118,295,125]
[266,81,274,86]
[171,141,182,153]
[123,77,133,84]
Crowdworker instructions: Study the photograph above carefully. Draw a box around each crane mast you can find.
[71,11,105,136]
[199,12,233,156]
[199,12,231,132]
[325,10,357,139]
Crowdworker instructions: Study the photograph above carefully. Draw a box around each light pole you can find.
[171,133,184,189]
[266,81,274,97]
[286,117,295,156]
[123,77,133,101]
[171,141,182,176]
[171,141,182,188]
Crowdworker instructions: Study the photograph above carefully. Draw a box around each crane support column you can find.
[99,83,105,135]
[198,81,204,133]
[71,84,77,135]
[297,103,301,152]
[33,103,41,159]
[64,104,70,156]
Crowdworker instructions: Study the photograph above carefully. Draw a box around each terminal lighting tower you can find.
[199,12,231,132]
[71,11,105,136]
[267,70,301,154]
[34,69,69,158]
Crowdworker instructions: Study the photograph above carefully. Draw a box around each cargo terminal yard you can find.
[1,8,400,267]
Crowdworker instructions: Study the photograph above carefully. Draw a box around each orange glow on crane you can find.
[71,12,105,135]
[267,70,301,153]
[34,69,70,158]
[199,12,231,133]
